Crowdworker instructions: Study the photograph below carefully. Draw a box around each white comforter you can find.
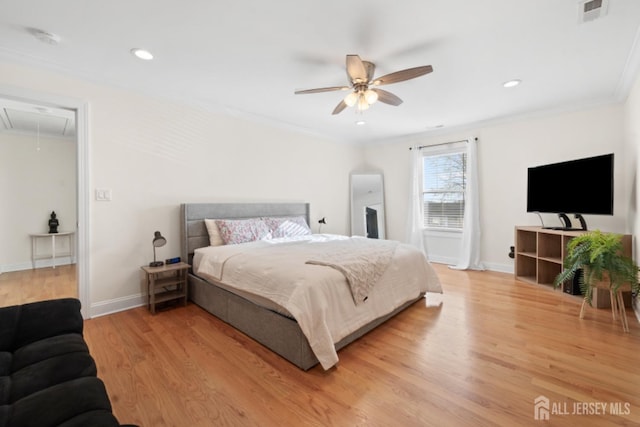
[193,234,442,370]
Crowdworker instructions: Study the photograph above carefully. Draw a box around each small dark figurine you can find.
[48,211,59,234]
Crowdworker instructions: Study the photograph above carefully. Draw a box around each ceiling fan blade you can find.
[363,61,376,82]
[295,86,349,95]
[373,65,433,86]
[372,89,403,106]
[332,100,348,115]
[346,55,368,84]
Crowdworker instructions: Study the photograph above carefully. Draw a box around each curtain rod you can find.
[409,137,478,150]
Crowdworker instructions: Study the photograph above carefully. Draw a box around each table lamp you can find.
[318,217,326,233]
[149,231,166,267]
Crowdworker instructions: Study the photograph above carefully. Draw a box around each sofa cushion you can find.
[8,350,97,404]
[0,405,8,427]
[0,376,9,406]
[0,307,19,352]
[1,323,94,408]
[0,352,11,376]
[12,299,83,350]
[11,334,89,372]
[7,377,120,427]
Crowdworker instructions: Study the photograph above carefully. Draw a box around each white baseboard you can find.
[1,258,75,272]
[90,294,146,318]
[482,262,514,274]
[427,255,458,265]
[428,257,513,274]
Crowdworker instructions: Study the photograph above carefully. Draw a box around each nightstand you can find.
[141,262,189,314]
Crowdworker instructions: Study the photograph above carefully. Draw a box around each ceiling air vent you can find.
[578,0,608,23]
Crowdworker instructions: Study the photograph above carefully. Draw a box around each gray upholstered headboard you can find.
[180,202,311,265]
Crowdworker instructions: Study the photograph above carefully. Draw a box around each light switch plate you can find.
[95,188,112,201]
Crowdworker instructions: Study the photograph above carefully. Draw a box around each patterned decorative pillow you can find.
[263,216,312,238]
[215,218,272,245]
[204,219,224,246]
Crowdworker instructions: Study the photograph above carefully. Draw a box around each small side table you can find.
[141,262,189,314]
[30,231,75,269]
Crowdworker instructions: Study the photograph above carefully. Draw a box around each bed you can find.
[180,202,442,370]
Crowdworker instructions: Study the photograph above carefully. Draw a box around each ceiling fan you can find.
[295,54,433,115]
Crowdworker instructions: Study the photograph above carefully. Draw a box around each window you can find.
[422,149,467,229]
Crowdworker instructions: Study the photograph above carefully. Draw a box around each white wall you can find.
[0,133,76,270]
[364,104,628,272]
[0,62,362,315]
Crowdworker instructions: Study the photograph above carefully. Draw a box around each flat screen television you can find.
[527,153,614,219]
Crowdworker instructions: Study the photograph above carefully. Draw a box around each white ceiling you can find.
[1,0,639,144]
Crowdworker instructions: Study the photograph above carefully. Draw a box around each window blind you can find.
[422,150,467,229]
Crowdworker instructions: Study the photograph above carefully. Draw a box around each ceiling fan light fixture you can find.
[295,54,433,115]
[357,95,370,112]
[364,89,378,104]
[344,91,359,107]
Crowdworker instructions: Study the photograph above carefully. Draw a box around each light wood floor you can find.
[32,264,640,426]
[0,264,77,307]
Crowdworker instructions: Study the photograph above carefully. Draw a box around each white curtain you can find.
[405,146,426,255]
[451,138,485,270]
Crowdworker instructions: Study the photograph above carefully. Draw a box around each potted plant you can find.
[554,230,639,327]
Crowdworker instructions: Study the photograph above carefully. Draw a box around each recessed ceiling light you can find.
[503,79,521,88]
[356,121,366,126]
[130,48,153,60]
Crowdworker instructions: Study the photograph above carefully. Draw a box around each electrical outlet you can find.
[95,188,112,201]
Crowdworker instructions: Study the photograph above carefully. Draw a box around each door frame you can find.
[0,84,90,318]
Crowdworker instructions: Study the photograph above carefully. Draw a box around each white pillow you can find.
[263,216,312,238]
[204,219,224,246]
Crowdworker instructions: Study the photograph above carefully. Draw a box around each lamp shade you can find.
[152,231,166,248]
[344,91,359,107]
[149,231,166,267]
[364,89,378,104]
[357,94,370,111]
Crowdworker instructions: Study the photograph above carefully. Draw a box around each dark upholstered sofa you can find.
[0,298,135,427]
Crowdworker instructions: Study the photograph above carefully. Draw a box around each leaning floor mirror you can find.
[350,173,386,239]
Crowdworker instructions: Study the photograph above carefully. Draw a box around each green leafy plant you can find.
[554,230,639,306]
